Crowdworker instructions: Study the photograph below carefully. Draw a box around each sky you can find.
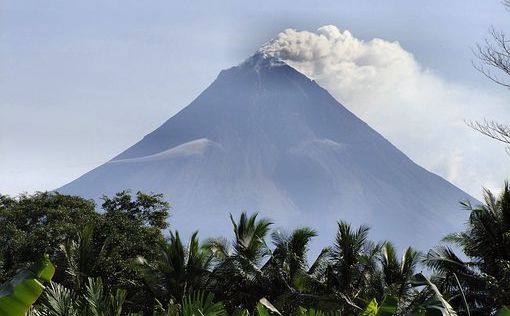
[2,0,510,199]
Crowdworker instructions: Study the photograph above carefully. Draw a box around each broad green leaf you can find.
[0,256,55,316]
[412,273,458,316]
[497,306,510,316]
[257,304,271,316]
[232,307,250,316]
[182,292,226,316]
[377,296,398,316]
[360,299,378,316]
[31,256,55,282]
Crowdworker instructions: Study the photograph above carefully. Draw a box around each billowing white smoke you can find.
[261,25,510,197]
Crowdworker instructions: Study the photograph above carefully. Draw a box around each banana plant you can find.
[409,273,458,316]
[359,296,398,316]
[497,306,510,316]
[256,298,341,316]
[0,255,55,316]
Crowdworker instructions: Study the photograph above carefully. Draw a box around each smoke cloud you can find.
[261,25,510,198]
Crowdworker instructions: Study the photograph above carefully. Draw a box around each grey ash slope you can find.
[59,53,474,251]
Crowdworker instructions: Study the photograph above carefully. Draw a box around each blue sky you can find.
[2,0,510,197]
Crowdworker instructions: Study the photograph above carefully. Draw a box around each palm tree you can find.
[32,277,126,316]
[267,227,318,288]
[57,224,99,292]
[379,242,420,298]
[424,182,510,314]
[33,282,81,316]
[325,221,382,314]
[180,292,227,316]
[423,246,487,315]
[204,212,272,311]
[262,227,330,312]
[378,242,420,313]
[137,231,212,307]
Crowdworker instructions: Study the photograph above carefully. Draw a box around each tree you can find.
[325,221,383,314]
[470,2,510,148]
[57,224,99,292]
[32,277,127,316]
[8,191,503,314]
[265,227,318,293]
[262,227,330,313]
[0,192,98,282]
[424,182,510,314]
[137,231,213,305]
[379,242,420,303]
[88,191,170,312]
[0,190,171,314]
[205,212,272,311]
[423,246,487,315]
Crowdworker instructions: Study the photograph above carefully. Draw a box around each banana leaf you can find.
[0,256,55,316]
[497,306,510,316]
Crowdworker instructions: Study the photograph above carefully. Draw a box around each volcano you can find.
[58,53,474,251]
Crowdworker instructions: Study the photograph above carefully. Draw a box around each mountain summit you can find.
[59,53,473,251]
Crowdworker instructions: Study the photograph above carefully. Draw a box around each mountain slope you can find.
[58,53,474,251]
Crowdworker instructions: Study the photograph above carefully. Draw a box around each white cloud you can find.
[262,25,510,198]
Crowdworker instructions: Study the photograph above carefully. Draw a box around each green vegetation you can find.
[0,255,54,316]
[1,187,510,315]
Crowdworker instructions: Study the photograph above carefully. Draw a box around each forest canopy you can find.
[1,187,510,315]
